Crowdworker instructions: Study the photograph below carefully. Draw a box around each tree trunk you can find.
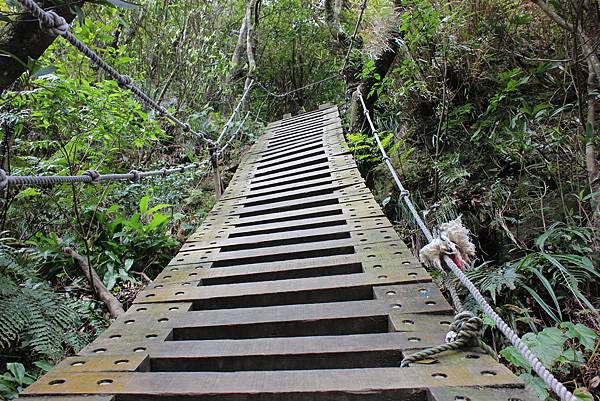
[209,148,223,200]
[242,0,260,112]
[586,63,600,236]
[0,1,83,92]
[324,0,403,132]
[226,15,248,84]
[349,33,401,132]
[324,0,351,47]
[63,247,125,319]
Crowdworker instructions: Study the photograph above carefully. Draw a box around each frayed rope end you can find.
[419,216,476,271]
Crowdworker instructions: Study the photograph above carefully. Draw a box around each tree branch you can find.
[63,247,125,319]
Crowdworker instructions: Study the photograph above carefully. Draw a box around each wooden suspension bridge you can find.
[22,105,536,401]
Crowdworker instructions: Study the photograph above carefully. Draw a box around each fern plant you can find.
[467,223,599,326]
[0,234,100,362]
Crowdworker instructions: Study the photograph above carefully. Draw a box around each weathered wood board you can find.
[23,105,536,401]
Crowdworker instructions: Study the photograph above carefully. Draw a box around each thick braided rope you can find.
[356,90,578,401]
[0,160,209,189]
[400,311,497,367]
[15,0,213,146]
[445,275,464,313]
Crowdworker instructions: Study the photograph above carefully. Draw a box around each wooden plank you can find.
[180,223,398,251]
[187,213,390,242]
[80,312,455,359]
[221,171,363,200]
[200,202,384,230]
[213,190,371,217]
[428,386,538,401]
[53,353,149,373]
[266,122,341,143]
[24,361,522,397]
[70,332,448,362]
[108,300,450,332]
[166,238,410,267]
[134,274,452,313]
[154,257,424,286]
[218,181,369,209]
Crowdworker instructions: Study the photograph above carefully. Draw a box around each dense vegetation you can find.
[0,0,598,399]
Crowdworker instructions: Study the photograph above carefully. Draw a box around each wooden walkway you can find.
[23,105,535,401]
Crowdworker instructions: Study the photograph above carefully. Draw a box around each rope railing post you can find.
[355,90,579,401]
[208,146,223,201]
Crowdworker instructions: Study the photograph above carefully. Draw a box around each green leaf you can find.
[105,275,117,291]
[522,283,561,323]
[15,187,41,199]
[6,363,25,385]
[145,203,172,215]
[520,373,549,400]
[30,65,57,79]
[522,327,566,368]
[33,360,54,372]
[500,346,530,371]
[574,388,594,401]
[147,213,169,231]
[558,348,584,367]
[139,196,150,214]
[560,322,597,351]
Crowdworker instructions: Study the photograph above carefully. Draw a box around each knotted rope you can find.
[402,218,495,366]
[400,311,497,367]
[38,10,69,36]
[83,170,100,184]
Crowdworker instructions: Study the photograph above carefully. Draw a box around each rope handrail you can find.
[15,0,214,146]
[340,0,367,73]
[215,80,254,145]
[356,90,578,401]
[0,159,209,189]
[217,111,250,158]
[255,75,338,98]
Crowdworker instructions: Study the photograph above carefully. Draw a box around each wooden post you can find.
[209,147,223,200]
